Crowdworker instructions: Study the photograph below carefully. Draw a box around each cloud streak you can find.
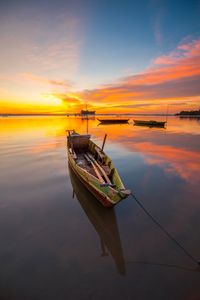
[78,37,200,112]
[20,73,72,87]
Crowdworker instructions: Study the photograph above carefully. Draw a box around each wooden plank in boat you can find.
[86,152,111,185]
[84,154,105,184]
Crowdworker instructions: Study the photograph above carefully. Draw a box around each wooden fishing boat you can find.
[97,118,129,124]
[133,120,166,127]
[67,130,130,207]
[69,165,126,275]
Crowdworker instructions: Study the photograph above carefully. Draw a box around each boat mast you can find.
[166,105,169,123]
[85,102,88,134]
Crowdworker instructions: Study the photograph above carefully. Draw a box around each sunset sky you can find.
[0,0,200,114]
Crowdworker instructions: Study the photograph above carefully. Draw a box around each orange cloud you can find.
[132,38,200,85]
[51,93,86,114]
[79,37,200,113]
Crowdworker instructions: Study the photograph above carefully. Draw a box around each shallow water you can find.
[0,116,200,300]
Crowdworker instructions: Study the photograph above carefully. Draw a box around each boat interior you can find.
[68,132,123,188]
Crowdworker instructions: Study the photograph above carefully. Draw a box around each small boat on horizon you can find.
[97,118,129,124]
[133,120,166,127]
[67,130,131,207]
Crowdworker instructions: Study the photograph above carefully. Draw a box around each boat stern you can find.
[119,188,131,198]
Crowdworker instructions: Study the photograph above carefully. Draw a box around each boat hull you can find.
[68,155,114,207]
[67,139,130,207]
[98,119,129,124]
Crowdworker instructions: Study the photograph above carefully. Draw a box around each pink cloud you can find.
[79,37,200,111]
[127,38,200,85]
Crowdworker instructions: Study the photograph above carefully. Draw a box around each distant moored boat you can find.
[133,120,166,127]
[97,118,129,124]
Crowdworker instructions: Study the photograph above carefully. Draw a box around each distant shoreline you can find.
[175,109,200,116]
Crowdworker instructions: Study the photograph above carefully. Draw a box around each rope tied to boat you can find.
[130,192,200,266]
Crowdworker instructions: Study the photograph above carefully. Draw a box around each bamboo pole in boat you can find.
[86,152,111,184]
[101,134,107,151]
[84,154,105,184]
[95,147,105,161]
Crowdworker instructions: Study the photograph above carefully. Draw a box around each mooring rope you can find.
[130,193,200,266]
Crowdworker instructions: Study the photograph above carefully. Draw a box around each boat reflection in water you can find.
[69,165,126,275]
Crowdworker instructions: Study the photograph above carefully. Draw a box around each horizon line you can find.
[0,113,175,117]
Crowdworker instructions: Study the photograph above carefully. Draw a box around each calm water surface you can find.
[0,116,200,300]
